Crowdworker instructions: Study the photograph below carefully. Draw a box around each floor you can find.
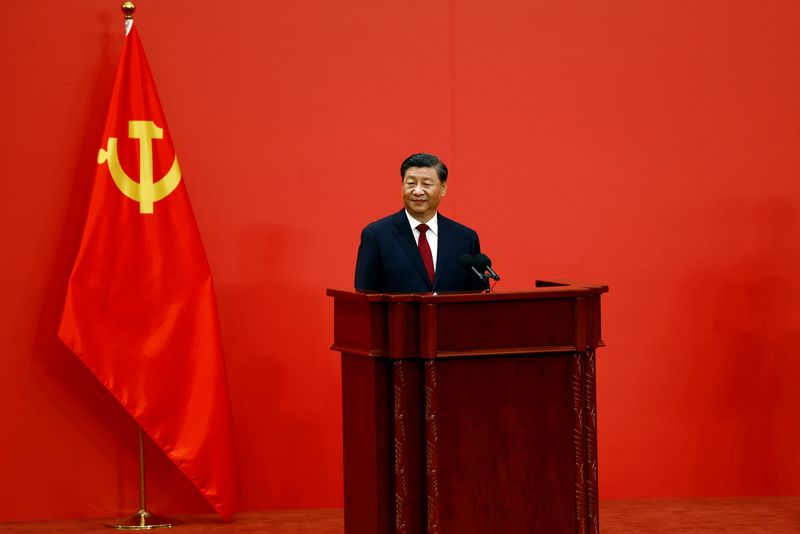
[601,496,800,533]
[1,496,798,533]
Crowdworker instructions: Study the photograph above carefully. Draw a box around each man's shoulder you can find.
[438,213,478,236]
[363,210,406,232]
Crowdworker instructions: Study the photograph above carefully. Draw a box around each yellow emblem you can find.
[97,120,181,214]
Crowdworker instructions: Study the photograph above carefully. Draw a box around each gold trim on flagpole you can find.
[122,1,135,34]
[122,1,136,19]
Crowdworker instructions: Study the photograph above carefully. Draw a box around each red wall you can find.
[1,0,799,522]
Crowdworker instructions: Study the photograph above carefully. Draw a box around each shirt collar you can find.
[405,210,439,235]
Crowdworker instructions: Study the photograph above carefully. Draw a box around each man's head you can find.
[400,153,448,223]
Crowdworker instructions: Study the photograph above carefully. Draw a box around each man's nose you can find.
[413,185,425,195]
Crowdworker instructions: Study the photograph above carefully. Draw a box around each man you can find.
[354,153,488,293]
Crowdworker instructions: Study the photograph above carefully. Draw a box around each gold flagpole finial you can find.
[122,1,136,20]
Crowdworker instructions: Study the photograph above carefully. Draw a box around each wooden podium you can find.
[327,280,607,534]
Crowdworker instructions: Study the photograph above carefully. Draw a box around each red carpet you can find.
[602,496,800,533]
[1,497,797,533]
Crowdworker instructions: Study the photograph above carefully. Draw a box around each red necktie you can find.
[417,223,435,285]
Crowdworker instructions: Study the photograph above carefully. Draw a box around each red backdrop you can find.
[1,0,798,522]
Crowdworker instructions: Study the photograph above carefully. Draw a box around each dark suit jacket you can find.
[354,209,488,293]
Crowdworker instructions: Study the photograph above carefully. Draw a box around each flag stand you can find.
[107,426,176,530]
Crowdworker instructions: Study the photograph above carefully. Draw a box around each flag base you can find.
[107,509,176,530]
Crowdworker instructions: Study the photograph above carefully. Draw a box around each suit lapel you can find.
[391,209,433,290]
[433,214,452,291]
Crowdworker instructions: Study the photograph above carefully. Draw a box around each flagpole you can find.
[106,4,178,528]
[108,427,175,529]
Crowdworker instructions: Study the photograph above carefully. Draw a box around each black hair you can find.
[400,153,448,182]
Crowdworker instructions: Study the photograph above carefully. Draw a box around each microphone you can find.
[459,254,487,281]
[474,253,500,281]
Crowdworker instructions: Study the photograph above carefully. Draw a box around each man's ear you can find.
[442,183,447,196]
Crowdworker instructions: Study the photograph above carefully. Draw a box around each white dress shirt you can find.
[405,210,439,272]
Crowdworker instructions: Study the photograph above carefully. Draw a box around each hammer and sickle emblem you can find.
[97,120,181,214]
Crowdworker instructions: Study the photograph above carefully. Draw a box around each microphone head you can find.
[459,254,476,269]
[474,253,492,267]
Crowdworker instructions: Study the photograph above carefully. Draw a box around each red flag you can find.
[59,24,237,520]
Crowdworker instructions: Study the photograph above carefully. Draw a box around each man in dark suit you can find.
[355,153,488,293]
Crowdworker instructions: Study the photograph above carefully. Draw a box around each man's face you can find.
[402,166,447,223]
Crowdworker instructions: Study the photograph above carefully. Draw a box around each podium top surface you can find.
[328,279,607,358]
[327,279,608,303]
